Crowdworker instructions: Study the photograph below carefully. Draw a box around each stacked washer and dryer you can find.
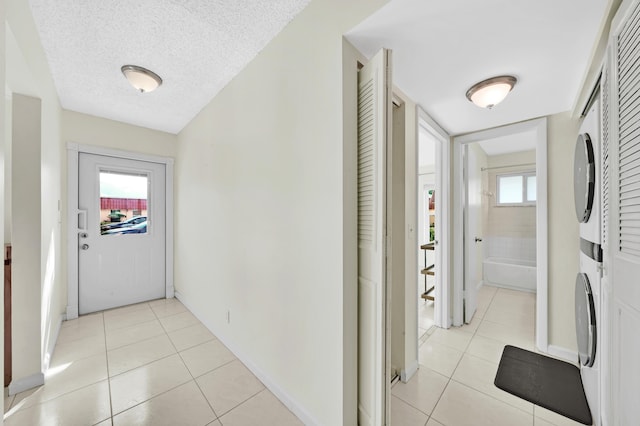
[573,97,602,424]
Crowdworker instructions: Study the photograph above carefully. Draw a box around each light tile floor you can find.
[394,285,586,426]
[3,298,301,426]
[3,287,586,426]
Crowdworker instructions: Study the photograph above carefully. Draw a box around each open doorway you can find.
[453,118,548,351]
[417,125,437,340]
[416,112,451,340]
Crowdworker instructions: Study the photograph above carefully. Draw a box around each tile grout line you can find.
[102,312,115,425]
[108,303,194,419]
[423,287,505,425]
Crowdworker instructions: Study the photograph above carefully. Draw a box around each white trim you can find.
[175,292,318,426]
[417,107,451,330]
[452,139,465,326]
[8,372,45,396]
[452,118,548,353]
[400,359,419,383]
[547,345,578,364]
[534,118,548,352]
[66,143,175,319]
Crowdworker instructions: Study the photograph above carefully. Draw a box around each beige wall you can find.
[6,0,64,389]
[547,112,581,352]
[0,0,5,407]
[486,150,537,239]
[389,86,419,380]
[544,0,621,354]
[62,110,178,158]
[4,0,178,393]
[60,110,177,313]
[174,0,387,423]
[11,95,42,382]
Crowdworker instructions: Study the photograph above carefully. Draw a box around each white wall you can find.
[174,0,387,423]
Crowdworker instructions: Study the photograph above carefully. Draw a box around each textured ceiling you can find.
[28,0,311,134]
[346,0,610,136]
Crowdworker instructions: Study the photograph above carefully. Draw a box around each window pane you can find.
[99,171,148,235]
[498,175,523,203]
[527,175,537,201]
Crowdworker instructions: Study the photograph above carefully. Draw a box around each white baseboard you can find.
[8,372,45,396]
[175,292,318,425]
[66,304,78,320]
[401,360,418,383]
[547,345,578,364]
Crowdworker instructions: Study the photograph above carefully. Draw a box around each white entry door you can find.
[78,153,166,314]
[464,144,482,323]
[357,48,391,426]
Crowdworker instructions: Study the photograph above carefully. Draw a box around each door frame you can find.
[452,117,548,351]
[417,108,451,329]
[66,143,175,320]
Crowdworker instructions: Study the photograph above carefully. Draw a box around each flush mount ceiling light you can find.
[121,65,162,93]
[466,75,517,109]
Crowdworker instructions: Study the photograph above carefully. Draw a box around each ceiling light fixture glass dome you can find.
[121,65,163,93]
[466,75,517,109]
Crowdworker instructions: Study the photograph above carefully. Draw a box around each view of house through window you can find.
[99,171,149,235]
[497,172,536,205]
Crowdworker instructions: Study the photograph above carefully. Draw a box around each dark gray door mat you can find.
[494,345,592,425]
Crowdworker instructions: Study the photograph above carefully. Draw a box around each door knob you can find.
[81,244,90,250]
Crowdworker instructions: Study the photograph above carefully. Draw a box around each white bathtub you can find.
[483,257,537,292]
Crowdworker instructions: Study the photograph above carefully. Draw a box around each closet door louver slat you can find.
[602,64,610,246]
[358,79,375,244]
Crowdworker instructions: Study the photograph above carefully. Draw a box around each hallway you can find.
[3,298,301,425]
[3,288,584,425]
[392,285,583,426]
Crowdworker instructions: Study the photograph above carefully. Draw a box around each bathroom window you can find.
[496,172,536,206]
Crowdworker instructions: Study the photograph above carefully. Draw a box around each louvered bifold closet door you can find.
[611,1,640,424]
[356,48,391,426]
[618,2,640,257]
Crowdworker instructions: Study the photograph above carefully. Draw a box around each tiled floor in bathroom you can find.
[3,298,301,426]
[3,286,585,425]
[395,285,584,426]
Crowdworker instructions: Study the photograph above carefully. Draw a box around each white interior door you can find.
[464,144,482,323]
[610,1,640,422]
[357,48,391,426]
[78,153,166,314]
